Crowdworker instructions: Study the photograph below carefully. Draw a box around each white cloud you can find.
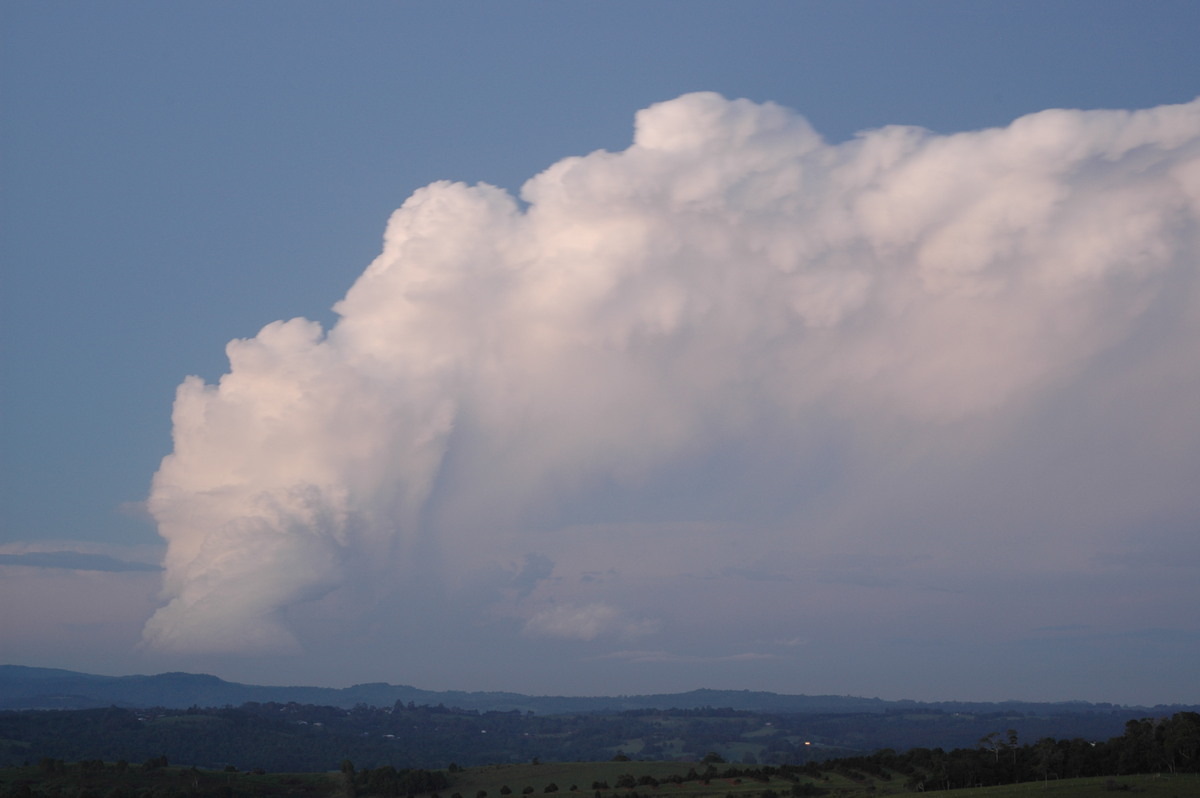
[521,603,657,641]
[0,541,163,572]
[595,650,775,664]
[139,91,1200,689]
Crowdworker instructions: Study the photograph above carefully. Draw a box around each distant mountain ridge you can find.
[1,664,1190,715]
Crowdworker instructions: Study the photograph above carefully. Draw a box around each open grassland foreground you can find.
[449,763,1199,798]
[2,760,1199,798]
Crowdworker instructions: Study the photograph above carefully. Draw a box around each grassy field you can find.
[0,762,338,796]
[1,760,1196,797]
[451,764,1200,798]
[916,774,1200,797]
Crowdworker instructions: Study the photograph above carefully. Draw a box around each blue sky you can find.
[2,1,1199,705]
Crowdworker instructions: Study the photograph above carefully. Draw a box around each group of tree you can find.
[337,762,448,797]
[813,711,1199,791]
[0,699,1195,779]
[0,712,1196,797]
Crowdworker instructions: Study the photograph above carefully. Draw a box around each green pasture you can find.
[451,764,1200,798]
[2,760,1197,798]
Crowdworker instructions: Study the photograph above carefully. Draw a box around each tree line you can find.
[0,701,1194,779]
[0,712,1195,797]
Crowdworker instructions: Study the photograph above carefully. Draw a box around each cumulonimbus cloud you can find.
[142,93,1200,654]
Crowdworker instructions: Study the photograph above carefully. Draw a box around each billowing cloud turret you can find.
[144,93,1200,659]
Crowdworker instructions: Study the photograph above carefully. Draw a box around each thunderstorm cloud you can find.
[142,94,1200,675]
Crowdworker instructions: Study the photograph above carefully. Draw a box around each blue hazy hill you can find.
[2,665,1192,715]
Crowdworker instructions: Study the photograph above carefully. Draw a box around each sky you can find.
[2,1,1199,707]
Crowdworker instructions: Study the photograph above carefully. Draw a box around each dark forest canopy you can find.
[0,711,1197,798]
[1,699,1197,778]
